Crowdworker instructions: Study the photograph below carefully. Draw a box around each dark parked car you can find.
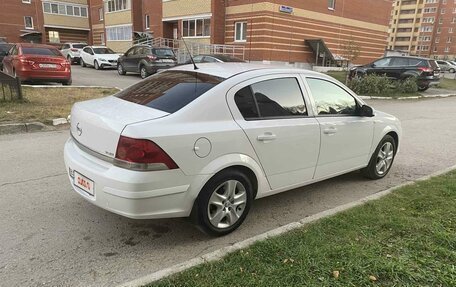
[0,43,14,71]
[2,43,71,85]
[349,56,440,91]
[186,54,245,64]
[117,45,177,78]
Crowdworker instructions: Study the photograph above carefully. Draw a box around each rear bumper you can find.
[418,75,440,87]
[16,68,71,82]
[63,137,206,219]
[145,63,177,73]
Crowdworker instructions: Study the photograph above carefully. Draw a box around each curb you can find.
[118,164,456,287]
[360,93,456,100]
[0,120,69,135]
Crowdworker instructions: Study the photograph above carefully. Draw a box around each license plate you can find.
[74,171,95,196]
[39,64,57,69]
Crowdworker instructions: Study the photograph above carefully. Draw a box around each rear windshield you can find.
[215,55,244,62]
[72,44,85,49]
[153,48,175,57]
[22,47,61,56]
[116,71,224,113]
[93,47,115,54]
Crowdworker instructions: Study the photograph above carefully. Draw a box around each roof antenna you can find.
[181,37,198,70]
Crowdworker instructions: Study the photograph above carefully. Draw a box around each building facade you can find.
[388,0,456,60]
[1,0,393,65]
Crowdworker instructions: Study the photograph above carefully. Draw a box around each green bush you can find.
[396,76,419,93]
[348,74,392,95]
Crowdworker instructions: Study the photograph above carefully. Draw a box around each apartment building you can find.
[0,0,90,45]
[0,0,44,43]
[389,0,456,59]
[102,0,162,52]
[89,0,105,45]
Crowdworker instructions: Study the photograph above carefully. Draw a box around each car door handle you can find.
[257,133,276,142]
[323,127,338,135]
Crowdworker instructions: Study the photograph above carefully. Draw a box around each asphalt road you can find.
[72,64,141,89]
[1,97,456,287]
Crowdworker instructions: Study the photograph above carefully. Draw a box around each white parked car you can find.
[60,43,86,64]
[64,63,401,236]
[80,46,121,70]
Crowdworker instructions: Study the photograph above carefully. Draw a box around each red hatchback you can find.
[2,43,72,85]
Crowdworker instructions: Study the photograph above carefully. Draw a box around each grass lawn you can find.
[150,171,456,287]
[0,87,118,124]
[436,77,456,90]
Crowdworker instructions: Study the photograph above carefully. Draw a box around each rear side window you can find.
[391,57,409,66]
[116,71,224,113]
[234,78,307,120]
[429,60,439,69]
[22,47,61,56]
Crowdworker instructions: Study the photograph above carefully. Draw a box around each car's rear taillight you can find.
[419,67,433,73]
[147,55,157,61]
[114,136,178,171]
[19,58,34,65]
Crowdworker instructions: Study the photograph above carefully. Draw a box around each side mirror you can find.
[360,105,374,117]
[371,63,376,68]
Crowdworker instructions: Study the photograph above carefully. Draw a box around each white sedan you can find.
[64,63,401,236]
[80,46,121,70]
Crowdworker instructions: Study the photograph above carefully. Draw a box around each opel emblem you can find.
[76,123,82,136]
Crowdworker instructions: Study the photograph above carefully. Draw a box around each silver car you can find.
[436,60,456,73]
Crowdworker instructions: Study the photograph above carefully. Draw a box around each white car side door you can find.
[227,74,321,191]
[304,77,374,179]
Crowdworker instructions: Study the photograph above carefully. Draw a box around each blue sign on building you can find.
[279,5,293,14]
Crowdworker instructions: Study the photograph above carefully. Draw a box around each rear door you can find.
[387,57,410,79]
[304,77,374,179]
[122,47,138,72]
[367,57,393,77]
[227,74,321,190]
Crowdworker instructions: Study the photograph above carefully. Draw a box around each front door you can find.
[227,75,321,190]
[305,77,374,179]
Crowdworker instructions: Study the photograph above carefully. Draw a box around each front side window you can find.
[307,78,357,116]
[116,71,224,113]
[373,57,392,67]
[234,78,307,120]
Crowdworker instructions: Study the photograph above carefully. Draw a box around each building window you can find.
[22,0,31,4]
[100,33,105,45]
[24,16,33,29]
[235,22,247,42]
[42,1,88,18]
[106,25,132,41]
[105,0,130,13]
[48,31,60,43]
[328,0,336,10]
[99,8,104,20]
[145,14,150,30]
[182,18,211,37]
[445,47,450,52]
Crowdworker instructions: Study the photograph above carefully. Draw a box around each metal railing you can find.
[133,37,246,64]
[0,71,22,101]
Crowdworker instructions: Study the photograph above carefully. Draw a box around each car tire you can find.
[450,68,455,73]
[140,65,149,79]
[62,78,72,86]
[193,169,253,236]
[94,60,100,70]
[117,63,126,75]
[417,85,429,91]
[80,59,86,67]
[362,135,396,180]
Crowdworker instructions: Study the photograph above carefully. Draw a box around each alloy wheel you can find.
[207,180,247,229]
[376,142,394,175]
[140,67,147,79]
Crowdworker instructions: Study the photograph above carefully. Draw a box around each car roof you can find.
[386,55,432,61]
[170,63,325,79]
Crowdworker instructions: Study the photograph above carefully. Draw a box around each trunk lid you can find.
[25,55,67,71]
[70,96,169,158]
